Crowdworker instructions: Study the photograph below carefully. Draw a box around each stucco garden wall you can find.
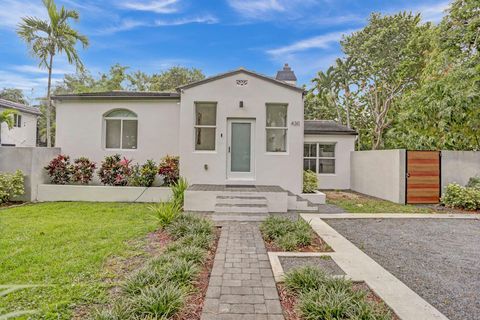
[0,147,61,201]
[350,150,406,204]
[441,151,480,191]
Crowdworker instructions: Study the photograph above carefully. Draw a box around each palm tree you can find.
[17,0,88,147]
[312,67,343,124]
[333,57,357,128]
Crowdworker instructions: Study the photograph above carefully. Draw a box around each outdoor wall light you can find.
[204,164,209,170]
[239,101,244,108]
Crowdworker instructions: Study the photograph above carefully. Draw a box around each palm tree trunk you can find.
[46,53,53,147]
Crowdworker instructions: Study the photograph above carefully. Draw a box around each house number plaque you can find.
[291,121,300,126]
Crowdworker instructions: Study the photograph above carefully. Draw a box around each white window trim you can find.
[194,102,217,152]
[104,115,138,150]
[14,114,22,128]
[265,103,288,153]
[304,142,336,175]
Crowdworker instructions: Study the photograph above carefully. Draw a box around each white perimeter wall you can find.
[441,151,480,191]
[0,147,61,201]
[179,71,304,194]
[304,134,355,190]
[0,107,37,147]
[55,99,180,167]
[350,150,406,204]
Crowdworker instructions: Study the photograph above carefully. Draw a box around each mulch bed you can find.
[277,282,399,320]
[264,233,333,252]
[176,226,221,320]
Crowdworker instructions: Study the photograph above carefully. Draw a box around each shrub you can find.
[171,177,188,209]
[45,154,72,184]
[150,202,181,228]
[128,284,185,319]
[260,216,314,251]
[98,154,132,186]
[71,157,96,184]
[467,176,480,189]
[129,160,158,187]
[158,155,179,186]
[441,183,480,210]
[0,170,24,203]
[303,170,318,193]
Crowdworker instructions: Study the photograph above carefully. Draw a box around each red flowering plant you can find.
[158,155,179,186]
[44,154,73,184]
[71,157,97,184]
[98,154,132,186]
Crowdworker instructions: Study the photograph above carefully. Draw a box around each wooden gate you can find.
[406,151,441,204]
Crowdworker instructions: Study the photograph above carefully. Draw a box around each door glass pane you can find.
[106,119,121,149]
[231,123,251,172]
[319,159,335,173]
[195,128,216,150]
[266,104,287,127]
[319,144,335,157]
[266,129,286,152]
[196,103,216,125]
[122,120,138,149]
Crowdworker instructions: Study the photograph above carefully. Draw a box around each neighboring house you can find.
[0,99,40,147]
[53,65,357,194]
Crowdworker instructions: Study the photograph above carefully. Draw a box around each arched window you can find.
[104,109,138,149]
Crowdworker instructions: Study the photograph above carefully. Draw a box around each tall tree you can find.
[0,88,28,104]
[333,57,357,128]
[311,67,343,124]
[149,67,205,91]
[341,12,429,149]
[17,0,88,147]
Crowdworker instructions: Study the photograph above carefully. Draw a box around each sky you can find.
[0,0,450,100]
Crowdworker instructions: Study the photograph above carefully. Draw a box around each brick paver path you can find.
[201,222,284,320]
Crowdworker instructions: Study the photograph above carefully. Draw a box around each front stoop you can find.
[215,195,269,213]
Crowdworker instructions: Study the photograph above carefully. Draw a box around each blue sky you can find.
[0,0,450,100]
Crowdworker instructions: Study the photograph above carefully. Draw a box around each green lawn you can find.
[0,202,158,319]
[325,191,436,213]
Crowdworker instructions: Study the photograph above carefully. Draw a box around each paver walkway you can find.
[201,222,284,320]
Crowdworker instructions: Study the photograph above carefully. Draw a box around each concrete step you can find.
[214,203,269,213]
[216,195,268,205]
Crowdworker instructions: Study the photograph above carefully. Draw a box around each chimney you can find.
[275,63,297,86]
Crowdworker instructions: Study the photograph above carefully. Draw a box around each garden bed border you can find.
[37,184,172,203]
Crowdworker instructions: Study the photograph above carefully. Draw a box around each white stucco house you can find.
[52,65,356,211]
[0,99,40,147]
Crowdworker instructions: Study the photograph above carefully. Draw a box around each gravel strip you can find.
[324,218,480,320]
[279,256,345,275]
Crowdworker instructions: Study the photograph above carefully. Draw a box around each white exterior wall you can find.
[179,72,304,194]
[441,151,480,191]
[0,107,37,147]
[304,134,355,190]
[55,99,180,165]
[350,150,406,204]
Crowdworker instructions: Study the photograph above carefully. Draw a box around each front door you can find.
[227,119,255,180]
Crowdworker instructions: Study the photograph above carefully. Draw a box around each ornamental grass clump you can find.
[260,216,314,251]
[98,154,132,186]
[284,266,393,320]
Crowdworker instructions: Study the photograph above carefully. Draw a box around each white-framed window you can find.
[13,114,22,127]
[195,102,217,151]
[104,109,138,150]
[304,143,336,174]
[266,103,287,152]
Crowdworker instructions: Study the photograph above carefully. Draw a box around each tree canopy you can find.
[306,0,480,151]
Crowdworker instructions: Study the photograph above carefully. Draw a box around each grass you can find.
[284,266,393,320]
[260,216,314,251]
[326,190,436,213]
[0,202,158,319]
[94,212,215,319]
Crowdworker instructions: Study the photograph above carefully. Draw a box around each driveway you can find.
[323,218,480,320]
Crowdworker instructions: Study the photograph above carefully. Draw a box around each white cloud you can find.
[0,0,46,29]
[10,65,75,75]
[118,0,180,14]
[155,14,218,26]
[227,0,284,18]
[0,69,62,94]
[416,1,449,23]
[267,30,351,57]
